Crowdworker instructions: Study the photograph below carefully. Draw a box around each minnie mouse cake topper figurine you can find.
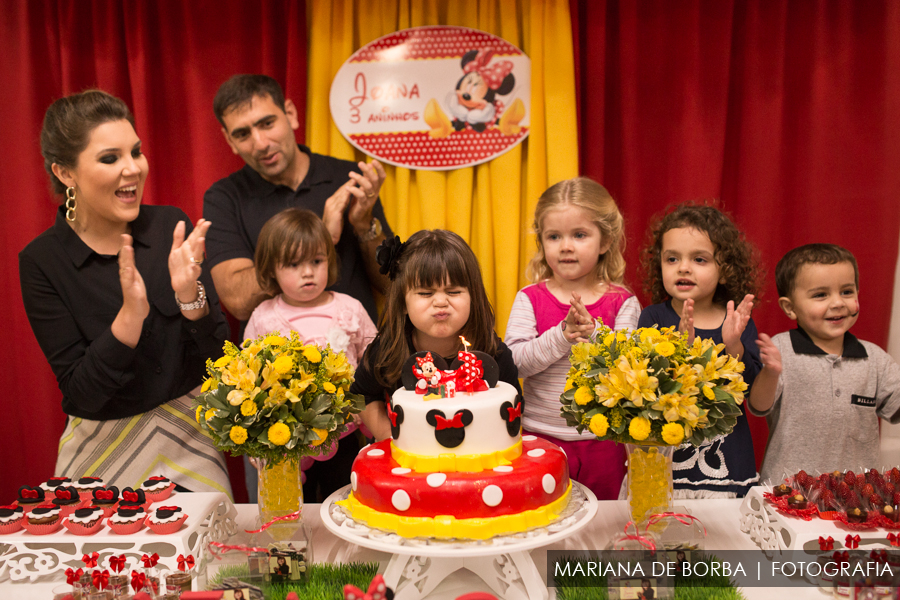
[412,352,457,399]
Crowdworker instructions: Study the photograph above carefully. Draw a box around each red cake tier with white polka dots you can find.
[348,436,570,520]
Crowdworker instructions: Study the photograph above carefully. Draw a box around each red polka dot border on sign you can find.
[350,26,524,63]
[350,128,529,171]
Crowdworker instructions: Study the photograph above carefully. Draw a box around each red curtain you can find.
[1,0,307,502]
[571,0,900,468]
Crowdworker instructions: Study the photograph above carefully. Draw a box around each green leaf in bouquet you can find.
[712,386,733,402]
[252,388,268,404]
[311,414,334,428]
[708,406,724,419]
[209,416,229,431]
[561,412,582,428]
[204,387,231,410]
[658,374,678,395]
[248,425,265,438]
[560,388,576,402]
[585,366,604,378]
[309,394,333,414]
[650,355,669,373]
[690,431,706,446]
[722,403,743,417]
[584,407,603,418]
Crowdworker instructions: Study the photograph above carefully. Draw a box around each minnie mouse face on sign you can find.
[451,49,515,133]
[499,396,523,438]
[426,409,474,448]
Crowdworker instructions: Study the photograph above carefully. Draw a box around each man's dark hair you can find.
[775,243,859,297]
[213,74,286,126]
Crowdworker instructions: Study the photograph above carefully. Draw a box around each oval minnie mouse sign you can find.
[329,26,531,171]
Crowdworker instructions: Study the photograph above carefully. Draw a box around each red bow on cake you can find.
[65,568,84,585]
[158,506,179,512]
[123,490,140,502]
[386,403,399,427]
[506,403,522,421]
[95,489,115,501]
[149,476,167,481]
[56,489,72,500]
[82,552,99,568]
[92,569,109,590]
[818,536,834,551]
[434,413,465,430]
[141,553,159,568]
[845,534,861,549]
[889,533,900,547]
[177,554,194,571]
[20,489,39,499]
[109,554,127,573]
[344,575,391,600]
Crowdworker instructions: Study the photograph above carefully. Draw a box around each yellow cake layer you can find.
[390,439,523,473]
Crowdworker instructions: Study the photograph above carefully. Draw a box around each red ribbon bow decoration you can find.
[65,568,84,585]
[386,402,399,427]
[343,574,392,600]
[95,489,114,501]
[92,569,110,591]
[140,553,159,568]
[845,534,861,549]
[644,512,708,537]
[462,49,515,91]
[82,552,99,568]
[123,490,139,502]
[177,554,195,572]
[148,476,167,481]
[614,522,657,552]
[55,488,72,500]
[20,489,39,499]
[818,536,835,551]
[109,554,127,573]
[158,506,179,512]
[833,550,850,564]
[207,541,272,560]
[131,571,147,592]
[434,412,465,430]
[871,549,889,563]
[889,533,900,547]
[506,403,522,421]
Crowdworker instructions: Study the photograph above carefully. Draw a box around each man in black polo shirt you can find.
[203,74,390,323]
[204,74,391,503]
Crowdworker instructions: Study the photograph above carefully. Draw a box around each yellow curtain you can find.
[306,0,578,337]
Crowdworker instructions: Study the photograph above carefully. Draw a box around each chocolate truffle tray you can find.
[0,492,237,584]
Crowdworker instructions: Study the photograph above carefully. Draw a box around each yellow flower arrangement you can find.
[193,331,364,462]
[560,322,746,446]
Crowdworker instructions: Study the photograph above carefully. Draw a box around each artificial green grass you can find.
[554,555,745,600]
[208,561,380,599]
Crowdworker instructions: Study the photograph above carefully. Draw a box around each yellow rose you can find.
[310,428,329,446]
[229,425,248,445]
[654,341,675,357]
[629,416,651,441]
[272,355,293,374]
[661,422,685,445]
[640,328,662,343]
[268,422,291,446]
[240,399,258,416]
[214,355,231,368]
[574,386,594,405]
[263,335,287,346]
[302,345,322,363]
[323,382,336,393]
[589,414,609,438]
[204,408,216,421]
[195,406,203,422]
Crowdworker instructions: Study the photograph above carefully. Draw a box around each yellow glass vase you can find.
[625,443,675,523]
[257,456,303,541]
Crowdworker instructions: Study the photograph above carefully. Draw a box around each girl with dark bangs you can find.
[352,230,521,441]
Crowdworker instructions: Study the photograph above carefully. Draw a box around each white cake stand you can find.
[321,482,597,600]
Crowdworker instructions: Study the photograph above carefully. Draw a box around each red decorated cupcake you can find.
[108,506,147,535]
[146,506,187,534]
[119,487,150,511]
[140,476,175,502]
[16,485,46,511]
[51,486,82,517]
[72,476,104,500]
[39,477,71,493]
[63,506,105,535]
[91,486,120,517]
[0,505,25,534]
[23,505,63,535]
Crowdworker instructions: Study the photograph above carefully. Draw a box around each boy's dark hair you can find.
[254,209,339,296]
[367,229,499,388]
[41,90,135,195]
[213,74,287,126]
[775,243,859,298]
[642,203,762,305]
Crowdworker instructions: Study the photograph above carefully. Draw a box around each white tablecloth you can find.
[0,499,829,599]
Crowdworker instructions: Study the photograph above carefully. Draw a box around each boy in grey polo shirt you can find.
[749,244,900,483]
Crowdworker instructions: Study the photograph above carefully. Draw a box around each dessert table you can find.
[0,499,843,599]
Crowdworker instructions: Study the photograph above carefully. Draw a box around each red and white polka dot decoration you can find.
[350,27,523,63]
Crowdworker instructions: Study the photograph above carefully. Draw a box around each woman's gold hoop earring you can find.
[65,187,77,222]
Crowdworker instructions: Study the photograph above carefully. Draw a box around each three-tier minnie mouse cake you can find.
[339,347,572,540]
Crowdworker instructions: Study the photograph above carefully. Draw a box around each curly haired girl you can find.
[639,203,763,498]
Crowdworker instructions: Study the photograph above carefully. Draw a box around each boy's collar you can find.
[789,327,867,358]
